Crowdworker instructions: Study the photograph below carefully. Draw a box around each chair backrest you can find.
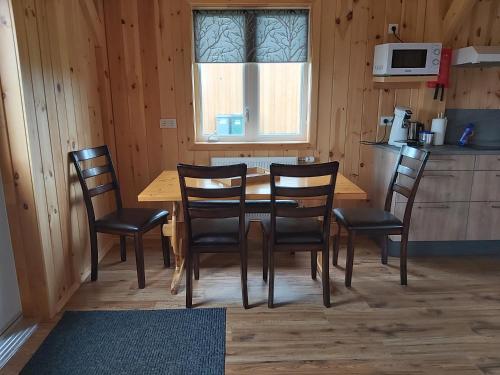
[384,145,430,228]
[269,162,339,242]
[69,145,121,223]
[177,163,247,246]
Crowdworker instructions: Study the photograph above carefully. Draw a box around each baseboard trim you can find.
[388,240,500,257]
[0,317,37,369]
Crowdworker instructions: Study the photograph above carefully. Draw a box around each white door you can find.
[0,168,21,334]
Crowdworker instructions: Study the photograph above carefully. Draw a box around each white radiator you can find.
[211,156,298,169]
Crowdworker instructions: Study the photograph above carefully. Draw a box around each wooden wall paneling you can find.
[171,0,195,164]
[329,0,353,174]
[104,0,137,207]
[34,0,74,295]
[14,0,64,315]
[358,0,386,197]
[0,0,49,317]
[51,0,88,282]
[343,0,369,183]
[315,0,336,163]
[155,0,180,170]
[138,0,164,186]
[121,0,151,203]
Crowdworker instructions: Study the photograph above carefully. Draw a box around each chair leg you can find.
[310,250,317,280]
[161,222,170,268]
[262,233,268,282]
[400,232,409,285]
[134,233,146,289]
[333,224,341,266]
[240,243,249,309]
[186,246,193,308]
[194,253,200,280]
[322,244,330,308]
[120,236,127,262]
[345,231,355,287]
[381,235,389,265]
[90,227,98,282]
[268,246,275,308]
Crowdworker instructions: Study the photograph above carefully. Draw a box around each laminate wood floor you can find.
[3,237,500,374]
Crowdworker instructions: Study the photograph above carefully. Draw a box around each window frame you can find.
[194,63,310,143]
[187,0,321,151]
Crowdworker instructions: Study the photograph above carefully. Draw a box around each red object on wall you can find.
[427,48,452,89]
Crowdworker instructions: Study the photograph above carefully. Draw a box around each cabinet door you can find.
[394,202,469,241]
[467,202,500,240]
[475,155,500,171]
[424,155,475,171]
[471,171,500,201]
[396,171,473,203]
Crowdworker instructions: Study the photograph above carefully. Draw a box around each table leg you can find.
[170,201,185,295]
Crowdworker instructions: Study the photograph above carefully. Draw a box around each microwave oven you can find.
[373,43,442,76]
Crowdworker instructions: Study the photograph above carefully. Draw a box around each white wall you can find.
[0,168,21,334]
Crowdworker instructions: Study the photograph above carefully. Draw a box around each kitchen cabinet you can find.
[395,202,468,241]
[397,171,473,203]
[471,171,500,201]
[467,202,500,240]
[373,145,500,254]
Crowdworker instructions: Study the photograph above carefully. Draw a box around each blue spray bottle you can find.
[458,123,474,146]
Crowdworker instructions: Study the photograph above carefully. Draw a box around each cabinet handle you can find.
[429,159,454,162]
[417,205,450,209]
[491,205,500,209]
[423,174,455,178]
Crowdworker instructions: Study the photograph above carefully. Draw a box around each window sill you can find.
[189,140,314,151]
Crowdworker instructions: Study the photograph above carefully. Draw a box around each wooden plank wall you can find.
[0,0,114,318]
[102,0,468,207]
[447,0,500,109]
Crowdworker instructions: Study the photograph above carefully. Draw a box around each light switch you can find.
[160,118,177,129]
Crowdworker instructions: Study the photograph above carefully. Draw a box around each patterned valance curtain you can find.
[193,9,309,63]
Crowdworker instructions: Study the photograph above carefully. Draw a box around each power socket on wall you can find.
[388,24,399,35]
[379,116,393,126]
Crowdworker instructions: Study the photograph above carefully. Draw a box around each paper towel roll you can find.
[431,118,447,146]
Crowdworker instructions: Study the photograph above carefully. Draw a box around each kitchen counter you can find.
[374,143,500,155]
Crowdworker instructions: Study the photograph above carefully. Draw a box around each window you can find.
[192,9,311,143]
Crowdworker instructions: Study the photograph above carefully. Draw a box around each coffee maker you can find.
[388,107,412,147]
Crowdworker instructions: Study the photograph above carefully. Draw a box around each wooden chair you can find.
[70,145,170,289]
[187,199,298,283]
[178,163,249,308]
[262,162,339,308]
[333,145,430,286]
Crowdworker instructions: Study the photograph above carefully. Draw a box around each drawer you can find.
[467,202,500,240]
[423,155,475,171]
[396,171,473,203]
[471,171,500,201]
[394,202,468,241]
[475,155,500,171]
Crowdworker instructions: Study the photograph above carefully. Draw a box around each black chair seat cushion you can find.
[191,218,249,246]
[189,199,298,214]
[261,217,323,244]
[95,208,168,233]
[333,207,403,231]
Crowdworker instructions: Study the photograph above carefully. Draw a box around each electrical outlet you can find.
[380,116,393,126]
[160,118,177,129]
[388,24,399,35]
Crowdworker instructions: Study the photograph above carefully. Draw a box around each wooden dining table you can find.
[138,170,367,294]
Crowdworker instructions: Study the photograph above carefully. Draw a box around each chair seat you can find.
[189,199,298,214]
[95,208,168,233]
[191,218,249,246]
[261,217,323,244]
[333,207,403,231]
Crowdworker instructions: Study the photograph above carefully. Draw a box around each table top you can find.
[138,170,367,202]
